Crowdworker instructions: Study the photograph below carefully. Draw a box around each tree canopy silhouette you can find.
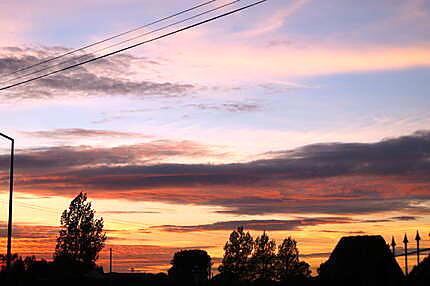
[218,228,312,284]
[276,237,311,282]
[249,231,277,282]
[168,249,211,285]
[218,226,254,280]
[54,192,107,267]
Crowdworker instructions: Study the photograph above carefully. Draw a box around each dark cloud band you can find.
[1,130,429,216]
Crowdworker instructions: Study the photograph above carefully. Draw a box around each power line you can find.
[0,0,267,92]
[3,0,219,78]
[13,201,146,228]
[1,0,241,85]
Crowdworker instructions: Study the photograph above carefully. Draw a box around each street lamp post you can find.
[0,132,14,270]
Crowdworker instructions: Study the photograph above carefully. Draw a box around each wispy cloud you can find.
[238,0,310,38]
[0,139,226,171]
[187,102,261,112]
[153,215,422,233]
[0,47,194,100]
[21,128,151,140]
[153,217,355,232]
[100,210,161,214]
[0,222,58,239]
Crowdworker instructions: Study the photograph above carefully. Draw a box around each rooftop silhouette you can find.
[318,235,404,286]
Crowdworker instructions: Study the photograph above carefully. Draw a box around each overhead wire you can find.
[1,0,241,86]
[0,0,268,92]
[13,200,147,228]
[3,0,219,78]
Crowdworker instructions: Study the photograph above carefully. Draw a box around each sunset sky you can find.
[0,0,430,273]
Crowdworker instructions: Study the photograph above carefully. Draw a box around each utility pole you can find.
[110,248,113,273]
[0,132,14,271]
[403,234,409,275]
[415,230,421,265]
[391,236,396,257]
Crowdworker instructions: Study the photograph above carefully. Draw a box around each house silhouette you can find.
[318,235,404,286]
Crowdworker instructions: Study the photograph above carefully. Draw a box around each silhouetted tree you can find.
[0,254,50,286]
[54,192,106,268]
[168,249,211,285]
[249,231,277,282]
[0,254,20,272]
[0,254,6,272]
[276,237,311,283]
[218,226,254,281]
